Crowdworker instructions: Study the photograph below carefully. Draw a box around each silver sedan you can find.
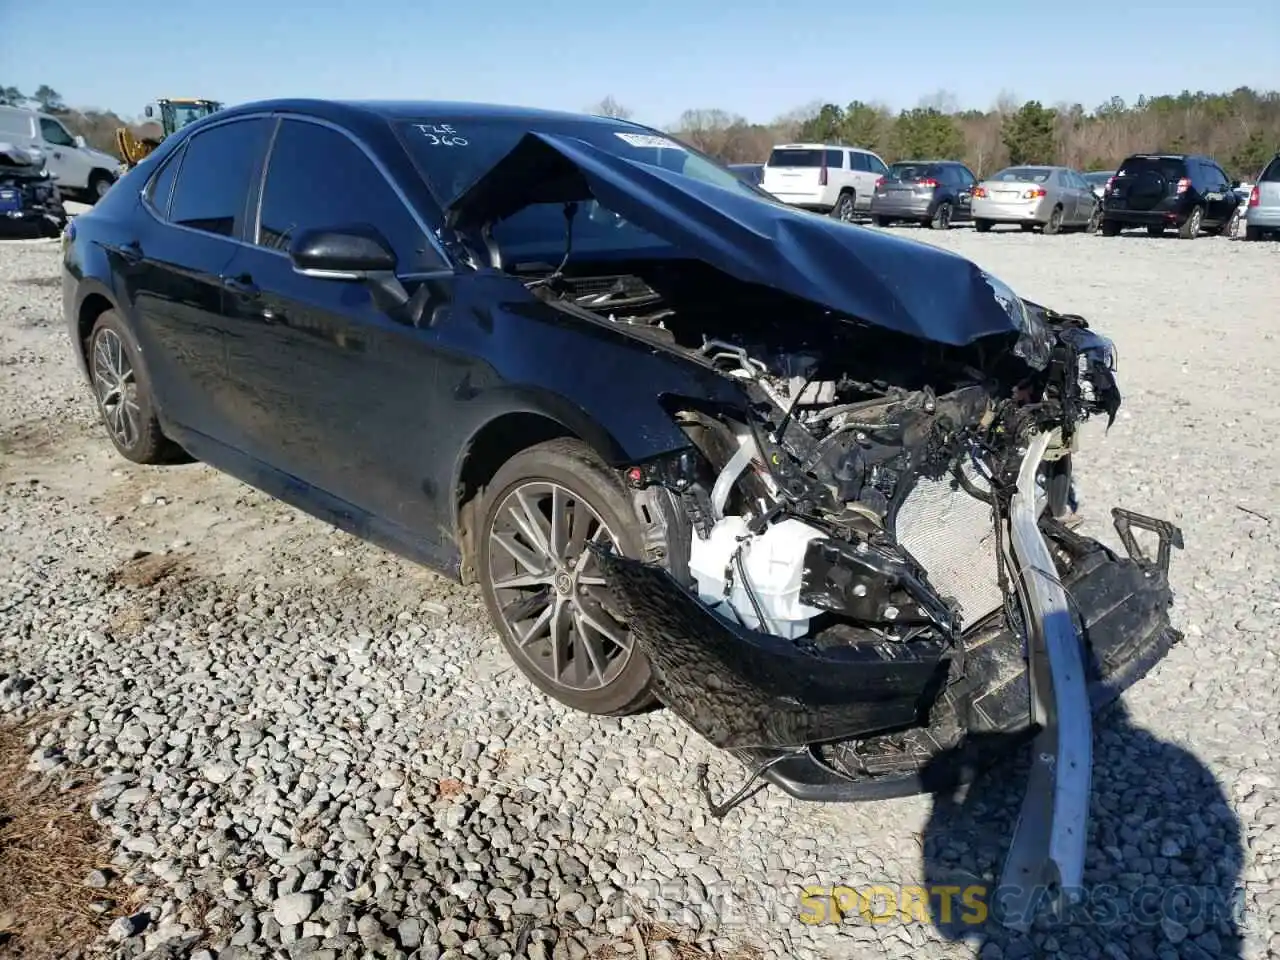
[971,165,1100,234]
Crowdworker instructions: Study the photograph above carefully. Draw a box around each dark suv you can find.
[1100,153,1240,238]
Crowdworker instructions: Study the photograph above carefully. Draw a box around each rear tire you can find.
[974,219,992,233]
[87,310,185,465]
[928,202,952,230]
[1101,219,1121,237]
[1043,205,1064,235]
[476,438,655,717]
[831,191,856,222]
[1146,225,1164,238]
[1177,206,1203,239]
[87,171,114,204]
[873,215,893,227]
[1245,225,1264,241]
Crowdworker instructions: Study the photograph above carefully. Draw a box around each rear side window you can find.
[144,145,184,217]
[1261,157,1280,182]
[866,154,888,175]
[767,148,823,168]
[255,119,431,269]
[825,149,844,169]
[167,118,271,238]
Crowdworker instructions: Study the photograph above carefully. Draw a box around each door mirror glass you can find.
[74,135,86,149]
[289,226,398,279]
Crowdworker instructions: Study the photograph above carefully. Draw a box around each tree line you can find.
[5,82,1277,179]
[592,88,1280,179]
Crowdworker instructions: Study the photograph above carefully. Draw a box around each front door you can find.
[217,116,458,548]
[122,117,273,437]
[35,115,88,190]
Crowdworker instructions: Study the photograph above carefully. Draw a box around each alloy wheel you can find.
[1188,207,1202,235]
[486,481,633,692]
[836,195,855,221]
[91,329,141,449]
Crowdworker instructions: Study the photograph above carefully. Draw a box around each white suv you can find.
[761,143,889,220]
[0,105,121,203]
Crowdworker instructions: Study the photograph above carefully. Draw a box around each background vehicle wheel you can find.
[1146,225,1164,237]
[1245,225,1263,241]
[873,216,893,227]
[831,191,856,222]
[477,438,654,717]
[974,219,992,233]
[1043,205,1064,235]
[1101,219,1121,236]
[928,202,952,230]
[87,310,184,465]
[1177,206,1203,239]
[1086,206,1102,233]
[88,171,114,203]
[1019,223,1036,232]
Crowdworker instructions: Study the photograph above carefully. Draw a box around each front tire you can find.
[87,171,114,203]
[87,310,183,465]
[974,218,992,233]
[873,215,893,227]
[477,438,654,716]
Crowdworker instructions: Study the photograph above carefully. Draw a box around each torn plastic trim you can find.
[593,549,952,749]
[995,431,1091,930]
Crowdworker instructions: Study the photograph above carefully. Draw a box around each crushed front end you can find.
[595,297,1183,929]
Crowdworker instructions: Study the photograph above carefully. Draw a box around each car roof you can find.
[213,98,650,128]
[770,142,877,152]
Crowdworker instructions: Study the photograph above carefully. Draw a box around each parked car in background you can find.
[0,104,120,203]
[869,160,978,229]
[971,165,1100,234]
[1243,154,1280,240]
[1082,170,1112,200]
[728,162,764,187]
[1100,153,1240,238]
[760,143,889,220]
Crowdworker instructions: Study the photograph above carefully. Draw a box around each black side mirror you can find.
[290,225,416,315]
[1230,179,1241,190]
[289,225,397,278]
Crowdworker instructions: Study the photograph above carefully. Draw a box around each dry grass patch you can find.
[0,717,119,959]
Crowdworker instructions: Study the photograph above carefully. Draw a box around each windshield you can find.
[397,116,762,264]
[165,102,218,132]
[1082,171,1112,185]
[991,166,1052,183]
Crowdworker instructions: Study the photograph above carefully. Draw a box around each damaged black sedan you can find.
[62,99,1183,926]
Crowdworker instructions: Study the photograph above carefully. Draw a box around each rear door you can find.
[124,118,273,438]
[218,115,457,541]
[1198,159,1234,225]
[953,164,978,218]
[1054,169,1080,222]
[1109,156,1185,214]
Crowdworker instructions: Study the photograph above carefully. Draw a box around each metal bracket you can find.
[696,750,803,819]
[997,432,1092,932]
[1111,507,1184,575]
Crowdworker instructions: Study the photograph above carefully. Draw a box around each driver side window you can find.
[39,118,75,147]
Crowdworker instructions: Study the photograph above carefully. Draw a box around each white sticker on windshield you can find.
[614,132,684,151]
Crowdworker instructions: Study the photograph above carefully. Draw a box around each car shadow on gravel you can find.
[919,700,1245,959]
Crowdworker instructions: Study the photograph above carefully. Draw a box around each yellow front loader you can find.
[115,97,223,170]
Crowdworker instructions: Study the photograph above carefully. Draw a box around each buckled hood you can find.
[445,131,1032,349]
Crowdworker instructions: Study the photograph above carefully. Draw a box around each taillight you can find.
[1176,177,1190,194]
[875,176,886,188]
[1022,187,1047,199]
[917,178,938,188]
[973,186,987,198]
[1105,176,1115,193]
[1249,186,1260,207]
[819,163,828,187]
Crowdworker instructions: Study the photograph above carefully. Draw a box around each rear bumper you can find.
[971,197,1053,223]
[598,432,1183,929]
[1102,205,1182,226]
[869,194,933,218]
[771,194,835,213]
[1244,205,1280,228]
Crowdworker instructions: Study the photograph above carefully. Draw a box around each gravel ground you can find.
[1,222,1278,960]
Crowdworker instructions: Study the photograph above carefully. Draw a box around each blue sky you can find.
[3,0,1278,126]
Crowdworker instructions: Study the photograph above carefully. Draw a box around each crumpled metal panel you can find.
[594,549,950,750]
[446,131,1029,348]
[894,461,1005,629]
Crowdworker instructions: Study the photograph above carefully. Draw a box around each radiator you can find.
[893,461,1006,629]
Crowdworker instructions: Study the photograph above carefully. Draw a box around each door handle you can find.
[52,151,62,159]
[114,240,144,265]
[220,274,260,298]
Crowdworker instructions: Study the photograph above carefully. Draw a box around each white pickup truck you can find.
[0,104,121,203]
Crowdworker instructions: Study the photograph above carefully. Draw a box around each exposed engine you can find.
[540,263,1120,647]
